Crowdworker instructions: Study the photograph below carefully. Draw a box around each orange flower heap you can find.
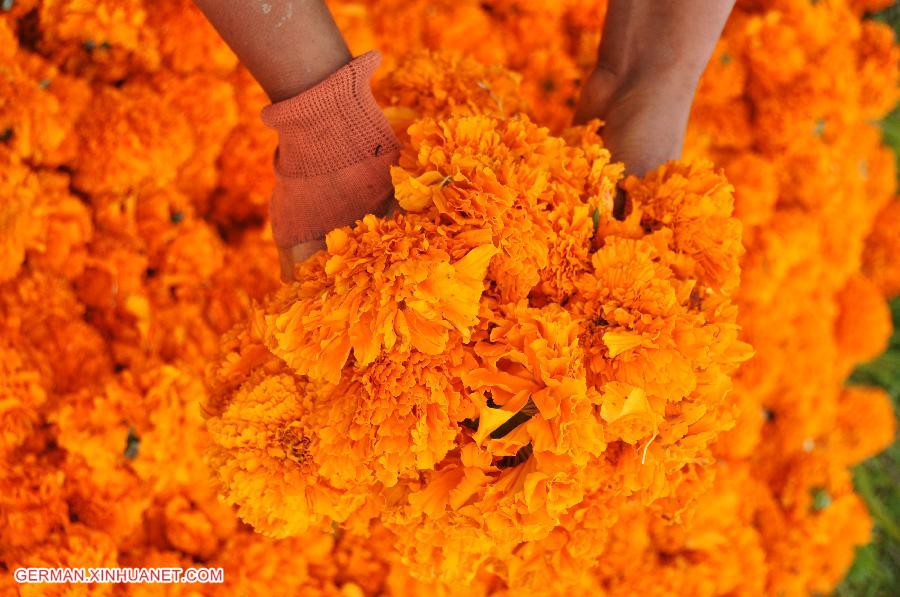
[394,112,624,303]
[383,299,606,584]
[0,338,46,458]
[1,0,897,595]
[375,50,528,134]
[207,53,750,590]
[268,218,496,381]
[206,217,496,537]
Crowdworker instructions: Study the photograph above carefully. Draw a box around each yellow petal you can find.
[473,406,516,446]
[453,243,498,283]
[602,330,646,357]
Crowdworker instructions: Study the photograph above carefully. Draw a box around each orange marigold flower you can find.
[620,161,744,295]
[265,215,496,381]
[863,197,900,297]
[0,452,67,550]
[144,488,237,560]
[0,150,43,282]
[210,532,343,596]
[393,113,620,300]
[211,66,277,227]
[27,169,94,280]
[0,270,112,393]
[848,0,895,13]
[0,55,71,163]
[722,152,779,229]
[149,71,239,206]
[759,448,873,596]
[832,385,896,466]
[38,0,161,81]
[72,82,194,195]
[834,273,892,369]
[0,338,46,457]
[17,51,93,166]
[147,0,238,76]
[1,524,118,596]
[362,0,507,70]
[207,344,367,537]
[856,20,900,119]
[376,51,527,135]
[314,347,472,488]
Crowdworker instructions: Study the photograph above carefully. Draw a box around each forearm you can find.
[192,0,351,102]
[597,0,735,88]
[194,1,398,281]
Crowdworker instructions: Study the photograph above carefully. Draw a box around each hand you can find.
[573,0,735,177]
[278,196,400,282]
[278,241,326,282]
[573,65,699,178]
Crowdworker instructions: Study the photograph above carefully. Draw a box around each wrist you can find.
[594,0,732,102]
[261,47,352,103]
[263,52,401,249]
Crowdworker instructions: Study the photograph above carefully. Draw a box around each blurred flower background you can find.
[0,0,899,595]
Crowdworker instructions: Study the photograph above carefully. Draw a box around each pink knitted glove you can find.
[261,51,400,250]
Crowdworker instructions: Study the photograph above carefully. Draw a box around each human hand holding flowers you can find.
[193,0,399,281]
[195,0,735,280]
[575,0,736,177]
[272,0,737,277]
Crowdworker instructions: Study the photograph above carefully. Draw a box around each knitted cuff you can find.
[261,51,401,248]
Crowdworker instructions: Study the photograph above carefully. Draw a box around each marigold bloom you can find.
[207,346,365,537]
[72,82,194,195]
[0,56,70,163]
[38,0,161,81]
[0,453,67,550]
[376,51,527,132]
[0,270,112,393]
[833,385,897,466]
[0,339,46,457]
[393,113,620,301]
[147,0,238,76]
[266,215,496,381]
[212,67,277,227]
[834,274,892,369]
[0,524,119,597]
[856,20,900,119]
[862,197,900,297]
[150,71,239,206]
[0,150,42,282]
[46,196,93,280]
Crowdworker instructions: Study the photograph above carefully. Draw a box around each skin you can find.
[193,0,352,103]
[574,0,737,176]
[194,0,348,279]
[193,0,736,281]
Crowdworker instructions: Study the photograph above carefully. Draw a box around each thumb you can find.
[278,240,327,283]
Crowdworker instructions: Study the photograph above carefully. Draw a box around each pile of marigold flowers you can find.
[1,0,899,595]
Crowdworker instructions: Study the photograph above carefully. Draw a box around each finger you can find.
[383,196,401,218]
[278,240,327,283]
[612,187,628,221]
[278,248,295,283]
